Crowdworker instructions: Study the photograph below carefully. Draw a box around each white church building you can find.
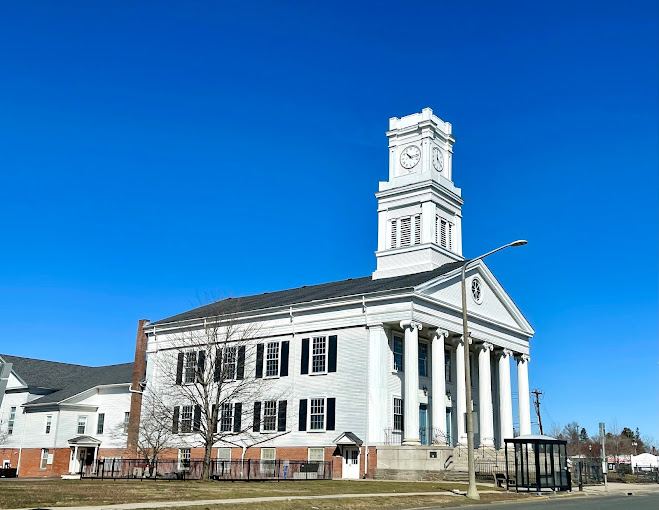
[144,108,534,479]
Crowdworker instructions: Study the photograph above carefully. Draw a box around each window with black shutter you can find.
[196,351,206,383]
[326,398,336,431]
[172,406,180,434]
[175,353,184,385]
[277,400,287,431]
[193,405,201,431]
[233,403,242,433]
[236,346,245,380]
[280,341,289,376]
[255,344,264,378]
[298,399,307,431]
[253,402,261,432]
[301,338,309,374]
[328,335,337,373]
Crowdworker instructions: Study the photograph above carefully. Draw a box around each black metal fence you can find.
[81,458,332,481]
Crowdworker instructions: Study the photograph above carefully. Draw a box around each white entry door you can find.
[342,447,360,479]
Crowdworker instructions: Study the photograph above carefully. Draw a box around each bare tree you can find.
[562,422,581,455]
[150,300,288,480]
[110,392,174,462]
[548,422,562,440]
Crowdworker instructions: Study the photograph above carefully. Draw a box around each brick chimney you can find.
[126,319,149,457]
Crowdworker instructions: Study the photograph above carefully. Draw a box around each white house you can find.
[0,354,136,477]
[143,108,535,479]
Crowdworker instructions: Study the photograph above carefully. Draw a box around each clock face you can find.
[432,147,444,172]
[400,145,421,170]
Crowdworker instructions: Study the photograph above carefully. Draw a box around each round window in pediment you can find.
[471,277,483,304]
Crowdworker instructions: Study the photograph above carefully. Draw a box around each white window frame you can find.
[262,400,277,432]
[393,396,403,432]
[311,336,328,375]
[77,415,87,435]
[40,448,49,470]
[260,447,276,474]
[418,341,429,378]
[184,351,197,384]
[178,448,191,470]
[264,341,281,379]
[123,412,130,434]
[181,405,193,433]
[217,447,232,461]
[220,403,234,432]
[308,397,326,432]
[308,447,324,462]
[97,413,105,435]
[8,406,16,435]
[223,346,237,381]
[392,335,404,373]
[44,415,52,435]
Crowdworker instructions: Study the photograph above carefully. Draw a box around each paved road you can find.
[433,493,659,509]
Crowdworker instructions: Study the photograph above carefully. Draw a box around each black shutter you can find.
[193,405,202,431]
[278,400,287,432]
[298,399,307,431]
[197,350,206,382]
[301,338,309,374]
[214,348,222,382]
[172,406,180,434]
[212,404,218,433]
[326,398,335,431]
[328,335,337,373]
[255,344,264,378]
[253,402,261,432]
[233,403,242,432]
[237,346,246,380]
[175,353,184,385]
[280,341,289,377]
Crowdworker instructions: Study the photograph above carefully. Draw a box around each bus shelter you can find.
[504,435,571,493]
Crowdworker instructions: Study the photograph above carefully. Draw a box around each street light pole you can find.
[461,239,528,501]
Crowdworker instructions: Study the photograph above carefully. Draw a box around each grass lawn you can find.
[0,479,519,509]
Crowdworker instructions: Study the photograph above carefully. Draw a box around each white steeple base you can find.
[372,243,462,280]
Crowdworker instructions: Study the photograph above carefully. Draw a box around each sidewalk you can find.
[580,482,659,496]
[5,489,506,510]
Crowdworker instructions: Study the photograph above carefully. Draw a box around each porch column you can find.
[497,349,514,444]
[401,320,422,445]
[454,337,467,444]
[477,342,495,447]
[69,445,78,473]
[516,354,532,436]
[431,329,449,444]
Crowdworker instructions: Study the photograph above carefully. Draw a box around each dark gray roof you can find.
[0,354,133,406]
[152,261,465,325]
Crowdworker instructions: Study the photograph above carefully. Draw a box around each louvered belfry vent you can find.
[390,220,397,249]
[414,214,421,245]
[400,217,411,247]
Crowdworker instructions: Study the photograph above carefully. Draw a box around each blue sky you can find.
[0,1,657,441]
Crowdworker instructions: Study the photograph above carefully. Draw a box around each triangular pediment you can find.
[415,261,534,336]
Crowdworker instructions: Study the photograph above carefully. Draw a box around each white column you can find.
[431,330,449,444]
[477,342,494,447]
[516,354,532,436]
[497,349,514,444]
[401,320,422,445]
[455,337,467,444]
[367,323,389,444]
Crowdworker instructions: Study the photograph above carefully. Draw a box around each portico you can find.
[380,315,532,451]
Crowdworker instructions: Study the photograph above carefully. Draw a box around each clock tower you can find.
[372,108,464,280]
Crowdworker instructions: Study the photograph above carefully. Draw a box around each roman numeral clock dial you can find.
[400,145,421,171]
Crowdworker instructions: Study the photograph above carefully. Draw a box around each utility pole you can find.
[531,389,544,435]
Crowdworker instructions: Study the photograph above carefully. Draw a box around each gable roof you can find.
[152,261,465,325]
[0,354,133,406]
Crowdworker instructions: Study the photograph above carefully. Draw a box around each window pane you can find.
[223,347,237,380]
[400,217,411,246]
[185,352,196,383]
[393,336,403,372]
[97,413,105,435]
[220,403,233,432]
[77,416,87,434]
[445,350,451,382]
[182,405,193,433]
[310,398,325,430]
[265,342,280,377]
[312,337,327,373]
[418,342,428,377]
[393,398,403,431]
[263,401,277,431]
[308,448,324,462]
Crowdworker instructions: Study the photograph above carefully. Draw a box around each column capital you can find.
[399,320,422,331]
[431,329,450,341]
[476,341,494,353]
[515,353,531,363]
[495,348,514,360]
[452,334,472,347]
